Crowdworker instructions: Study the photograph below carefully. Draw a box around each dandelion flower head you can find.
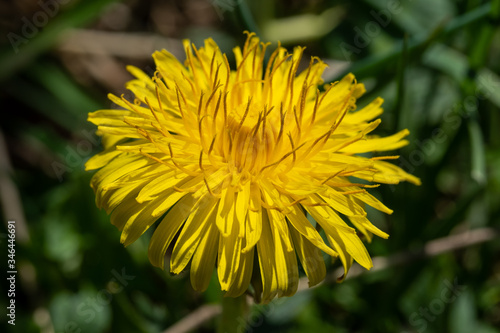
[86,32,420,302]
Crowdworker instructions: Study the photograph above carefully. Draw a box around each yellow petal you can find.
[272,222,299,297]
[170,196,218,274]
[348,215,389,240]
[119,197,163,247]
[190,222,219,292]
[260,180,293,251]
[344,97,384,124]
[373,160,422,185]
[135,170,182,203]
[87,109,132,127]
[351,190,393,215]
[85,149,122,171]
[304,197,373,277]
[217,217,242,291]
[216,187,236,237]
[110,193,143,231]
[90,154,147,191]
[148,195,197,268]
[151,175,204,217]
[235,181,251,236]
[242,183,262,252]
[257,210,278,302]
[224,245,254,297]
[339,129,410,154]
[103,178,151,214]
[284,201,337,257]
[318,187,365,217]
[289,227,326,287]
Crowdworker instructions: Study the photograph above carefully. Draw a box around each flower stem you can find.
[218,294,249,333]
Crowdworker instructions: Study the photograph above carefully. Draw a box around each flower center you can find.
[223,102,279,176]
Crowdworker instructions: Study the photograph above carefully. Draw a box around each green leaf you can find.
[50,289,112,333]
[334,4,491,81]
[449,289,478,333]
[0,0,119,82]
[468,120,487,185]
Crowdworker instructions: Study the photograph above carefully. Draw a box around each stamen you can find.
[181,71,197,97]
[173,182,202,193]
[340,189,367,195]
[330,80,357,133]
[144,96,172,140]
[261,105,274,142]
[207,135,219,167]
[222,54,231,93]
[197,92,205,117]
[276,103,285,144]
[212,63,222,90]
[293,106,301,139]
[150,122,170,139]
[283,197,306,207]
[121,95,146,116]
[310,89,320,126]
[223,91,229,127]
[191,43,210,82]
[258,42,271,78]
[251,41,258,78]
[298,58,314,119]
[243,31,256,53]
[168,143,200,176]
[321,168,347,184]
[209,51,217,81]
[212,92,222,134]
[175,86,185,118]
[259,199,284,212]
[264,42,281,80]
[204,178,222,198]
[184,42,201,91]
[331,133,364,153]
[235,42,260,83]
[138,148,174,169]
[286,47,304,110]
[199,150,204,171]
[287,133,296,164]
[371,155,400,160]
[208,134,217,155]
[226,129,233,160]
[198,114,212,151]
[251,111,263,137]
[238,97,252,129]
[327,182,380,188]
[260,141,306,173]
[206,83,222,109]
[264,52,291,105]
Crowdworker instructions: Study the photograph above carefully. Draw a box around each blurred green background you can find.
[1,0,500,332]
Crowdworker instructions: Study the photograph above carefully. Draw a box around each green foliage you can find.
[1,0,499,332]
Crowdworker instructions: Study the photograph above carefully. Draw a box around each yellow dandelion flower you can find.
[86,32,420,302]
